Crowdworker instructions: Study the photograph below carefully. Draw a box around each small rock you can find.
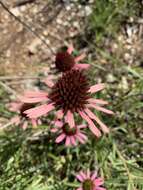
[10,7,21,17]
[106,74,116,83]
[85,6,92,16]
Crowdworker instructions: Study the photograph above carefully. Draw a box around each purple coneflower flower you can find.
[51,120,87,146]
[55,44,90,72]
[7,101,40,129]
[76,170,106,190]
[22,70,114,137]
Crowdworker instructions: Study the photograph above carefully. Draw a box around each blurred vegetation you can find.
[0,0,143,190]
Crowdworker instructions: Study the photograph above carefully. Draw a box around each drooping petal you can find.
[84,108,109,133]
[88,104,114,115]
[96,187,106,190]
[67,44,74,54]
[43,77,54,88]
[75,53,86,62]
[70,136,77,146]
[54,120,63,127]
[88,83,105,94]
[8,102,23,112]
[66,110,75,128]
[22,121,28,129]
[24,103,55,119]
[21,96,49,103]
[65,136,71,146]
[78,124,87,129]
[76,174,84,182]
[76,188,83,190]
[76,134,86,144]
[56,109,64,119]
[10,116,21,125]
[55,133,66,143]
[78,111,101,137]
[79,171,87,180]
[74,63,90,70]
[88,98,108,105]
[31,118,37,127]
[24,90,48,98]
[51,128,59,133]
[87,169,90,178]
[78,132,87,141]
[94,178,104,186]
[91,172,97,180]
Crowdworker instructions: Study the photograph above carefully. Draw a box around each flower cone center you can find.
[62,123,77,136]
[49,70,90,113]
[83,179,94,190]
[55,52,75,72]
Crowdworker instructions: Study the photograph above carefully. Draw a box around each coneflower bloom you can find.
[55,44,90,72]
[23,70,114,137]
[76,170,106,190]
[51,120,87,146]
[7,101,40,129]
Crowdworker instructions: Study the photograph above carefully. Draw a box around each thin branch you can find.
[0,76,44,80]
[13,0,36,7]
[0,81,18,97]
[0,0,55,55]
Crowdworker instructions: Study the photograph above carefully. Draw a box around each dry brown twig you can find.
[13,0,36,7]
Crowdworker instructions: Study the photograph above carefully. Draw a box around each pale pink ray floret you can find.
[51,120,87,146]
[22,70,114,137]
[7,101,41,129]
[76,170,106,190]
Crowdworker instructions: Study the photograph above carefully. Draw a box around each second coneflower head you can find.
[55,44,90,72]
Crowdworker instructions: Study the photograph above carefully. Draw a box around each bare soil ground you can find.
[0,0,92,76]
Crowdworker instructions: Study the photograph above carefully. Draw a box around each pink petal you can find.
[43,77,54,88]
[38,119,42,125]
[75,53,86,62]
[88,104,114,115]
[8,102,22,112]
[78,132,87,141]
[94,178,104,186]
[88,98,108,105]
[80,171,87,180]
[78,111,101,137]
[78,124,87,129]
[56,109,64,119]
[54,120,63,127]
[74,63,90,70]
[21,96,49,103]
[51,128,59,133]
[76,134,86,144]
[88,83,105,94]
[84,108,109,133]
[24,90,48,98]
[76,188,83,190]
[11,116,21,125]
[91,172,97,180]
[76,174,84,182]
[87,170,90,178]
[24,103,55,119]
[22,121,28,129]
[55,133,66,143]
[31,119,37,127]
[65,136,71,146]
[67,44,74,54]
[96,187,106,190]
[70,136,77,146]
[66,110,75,128]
